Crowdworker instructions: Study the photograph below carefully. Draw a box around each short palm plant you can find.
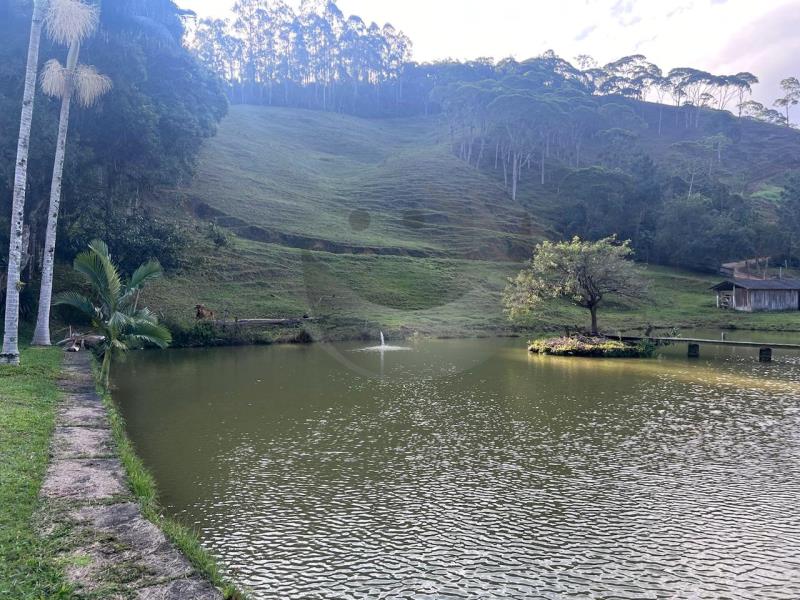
[55,240,171,388]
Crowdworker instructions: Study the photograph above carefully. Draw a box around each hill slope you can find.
[186,106,543,262]
[136,105,800,339]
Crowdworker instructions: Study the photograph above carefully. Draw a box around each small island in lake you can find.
[529,335,656,358]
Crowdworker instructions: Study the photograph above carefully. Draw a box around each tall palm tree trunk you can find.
[2,0,46,365]
[33,45,79,347]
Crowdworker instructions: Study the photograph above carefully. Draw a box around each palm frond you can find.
[73,248,114,309]
[46,0,99,45]
[53,291,97,320]
[87,238,111,260]
[125,321,172,349]
[112,339,128,349]
[129,306,159,324]
[88,240,122,308]
[128,259,163,291]
[40,59,68,98]
[74,64,112,107]
[107,311,131,331]
[120,261,161,310]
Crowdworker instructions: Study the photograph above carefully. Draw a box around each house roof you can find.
[712,278,800,291]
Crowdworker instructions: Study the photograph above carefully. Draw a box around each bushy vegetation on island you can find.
[529,335,656,358]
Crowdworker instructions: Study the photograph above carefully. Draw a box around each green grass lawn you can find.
[0,348,72,599]
[133,223,800,341]
[523,264,800,334]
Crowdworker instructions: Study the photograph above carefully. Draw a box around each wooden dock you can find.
[617,335,800,362]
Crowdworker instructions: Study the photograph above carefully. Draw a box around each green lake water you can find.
[113,334,800,599]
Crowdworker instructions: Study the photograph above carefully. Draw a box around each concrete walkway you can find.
[39,352,222,599]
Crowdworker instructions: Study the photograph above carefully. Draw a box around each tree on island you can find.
[504,236,647,336]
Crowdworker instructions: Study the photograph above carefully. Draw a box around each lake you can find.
[113,334,800,599]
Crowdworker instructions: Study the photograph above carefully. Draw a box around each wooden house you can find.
[712,278,800,312]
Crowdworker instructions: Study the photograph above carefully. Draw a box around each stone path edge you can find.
[38,351,230,600]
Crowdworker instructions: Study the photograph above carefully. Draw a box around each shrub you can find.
[205,223,230,248]
[58,207,187,274]
[529,335,653,358]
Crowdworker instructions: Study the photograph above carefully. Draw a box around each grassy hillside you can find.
[130,105,800,340]
[186,106,543,261]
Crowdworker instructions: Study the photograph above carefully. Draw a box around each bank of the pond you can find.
[162,320,800,353]
[160,304,800,351]
[141,260,800,350]
[0,349,244,599]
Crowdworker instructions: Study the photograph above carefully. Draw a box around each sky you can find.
[177,0,800,106]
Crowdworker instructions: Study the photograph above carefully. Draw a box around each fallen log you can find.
[209,317,317,328]
[57,328,105,352]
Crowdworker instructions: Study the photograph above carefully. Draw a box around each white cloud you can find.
[177,0,799,105]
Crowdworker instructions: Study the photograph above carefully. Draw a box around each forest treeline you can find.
[192,0,413,115]
[434,71,800,270]
[191,0,800,127]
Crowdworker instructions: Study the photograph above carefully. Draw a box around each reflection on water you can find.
[113,335,800,599]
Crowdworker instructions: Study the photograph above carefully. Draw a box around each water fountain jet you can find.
[358,331,411,352]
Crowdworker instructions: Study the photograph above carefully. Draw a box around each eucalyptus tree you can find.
[582,66,608,96]
[667,68,718,127]
[194,18,233,79]
[774,77,800,126]
[366,22,386,86]
[232,0,266,103]
[666,68,689,107]
[302,10,335,108]
[286,16,309,101]
[714,75,740,111]
[486,93,560,199]
[188,0,411,115]
[653,76,672,134]
[574,54,597,70]
[669,140,715,197]
[733,72,758,117]
[566,103,599,166]
[487,93,535,199]
[740,100,788,126]
[382,23,411,108]
[340,15,367,109]
[1,0,47,365]
[601,54,653,99]
[740,100,766,119]
[32,0,112,347]
[439,82,496,167]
